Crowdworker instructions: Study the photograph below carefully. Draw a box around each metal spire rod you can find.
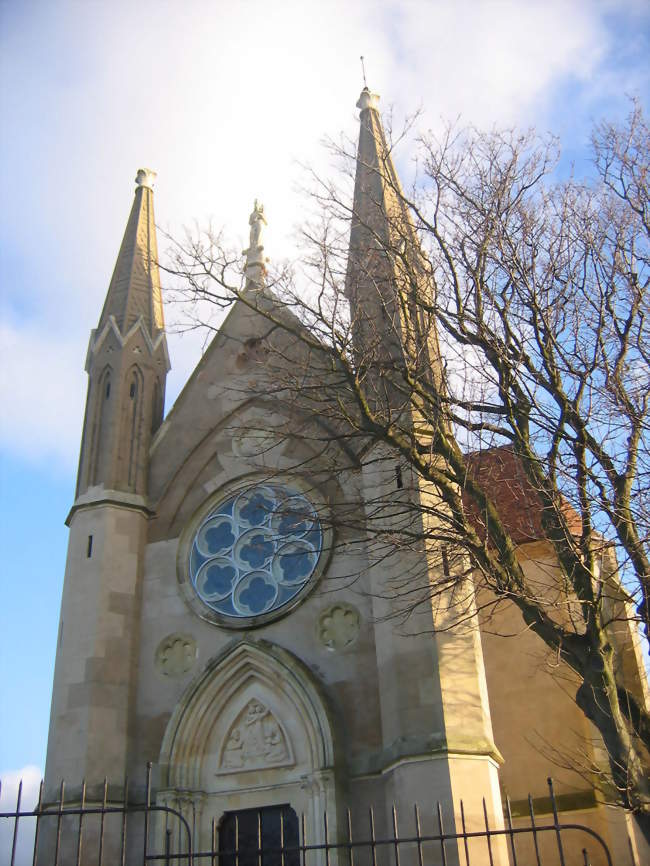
[360,55,367,87]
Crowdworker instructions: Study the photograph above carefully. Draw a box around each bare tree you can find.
[165,102,650,821]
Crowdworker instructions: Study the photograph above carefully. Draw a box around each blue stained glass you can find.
[277,509,309,536]
[240,493,275,526]
[279,549,313,582]
[203,563,236,595]
[204,522,235,553]
[239,576,276,613]
[239,533,274,568]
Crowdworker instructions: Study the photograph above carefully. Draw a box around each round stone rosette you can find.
[189,483,324,624]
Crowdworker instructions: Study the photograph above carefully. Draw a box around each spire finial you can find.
[360,55,367,88]
[135,168,156,190]
[356,85,380,112]
[243,199,268,285]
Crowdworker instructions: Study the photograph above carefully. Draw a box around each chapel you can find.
[42,88,650,865]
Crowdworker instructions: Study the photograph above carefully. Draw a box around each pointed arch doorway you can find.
[158,640,340,852]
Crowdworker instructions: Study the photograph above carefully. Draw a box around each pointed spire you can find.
[345,87,416,318]
[349,87,412,257]
[346,87,444,392]
[97,168,165,337]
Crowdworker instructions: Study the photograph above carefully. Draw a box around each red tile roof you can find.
[462,446,582,546]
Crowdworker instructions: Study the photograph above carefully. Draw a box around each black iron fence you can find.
[0,766,613,866]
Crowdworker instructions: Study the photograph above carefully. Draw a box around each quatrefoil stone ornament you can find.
[155,634,197,677]
[317,604,361,651]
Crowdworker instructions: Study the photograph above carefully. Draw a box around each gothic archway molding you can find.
[159,638,338,792]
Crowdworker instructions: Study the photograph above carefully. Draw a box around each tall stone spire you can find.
[75,169,170,498]
[346,87,442,391]
[97,168,165,336]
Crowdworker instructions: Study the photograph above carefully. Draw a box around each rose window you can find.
[189,484,323,621]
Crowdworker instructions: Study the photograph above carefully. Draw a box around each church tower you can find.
[347,86,507,861]
[44,168,169,796]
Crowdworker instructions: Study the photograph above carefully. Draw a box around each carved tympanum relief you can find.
[155,634,197,677]
[317,603,360,651]
[219,699,292,773]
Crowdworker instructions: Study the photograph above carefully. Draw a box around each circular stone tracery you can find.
[190,484,323,621]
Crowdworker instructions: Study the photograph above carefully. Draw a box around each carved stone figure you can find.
[249,200,266,250]
[243,200,268,279]
[218,699,290,772]
[223,728,244,768]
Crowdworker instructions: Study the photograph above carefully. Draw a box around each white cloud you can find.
[0,766,42,866]
[0,322,85,470]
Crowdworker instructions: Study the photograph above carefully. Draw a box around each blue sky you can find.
[1,0,649,807]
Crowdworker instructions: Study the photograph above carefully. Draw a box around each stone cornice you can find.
[66,488,154,525]
[348,733,504,778]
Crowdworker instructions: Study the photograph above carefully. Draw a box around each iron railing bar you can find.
[391,803,400,866]
[165,828,172,866]
[347,807,355,866]
[169,819,614,864]
[369,807,377,866]
[121,776,129,866]
[9,778,22,866]
[324,810,331,866]
[0,794,613,866]
[460,800,470,866]
[301,812,306,866]
[505,794,517,866]
[414,804,424,866]
[548,778,567,866]
[74,779,86,866]
[436,801,447,866]
[30,780,43,866]
[144,763,152,866]
[482,798,494,866]
[0,806,613,854]
[281,806,285,866]
[211,817,217,866]
[527,794,542,866]
[54,780,65,866]
[98,777,108,866]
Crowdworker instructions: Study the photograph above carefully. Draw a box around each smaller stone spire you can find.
[97,167,165,336]
[243,199,268,286]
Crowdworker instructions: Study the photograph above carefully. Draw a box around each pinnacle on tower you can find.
[97,167,165,337]
[75,169,170,498]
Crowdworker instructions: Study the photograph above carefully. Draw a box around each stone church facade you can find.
[43,90,649,865]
